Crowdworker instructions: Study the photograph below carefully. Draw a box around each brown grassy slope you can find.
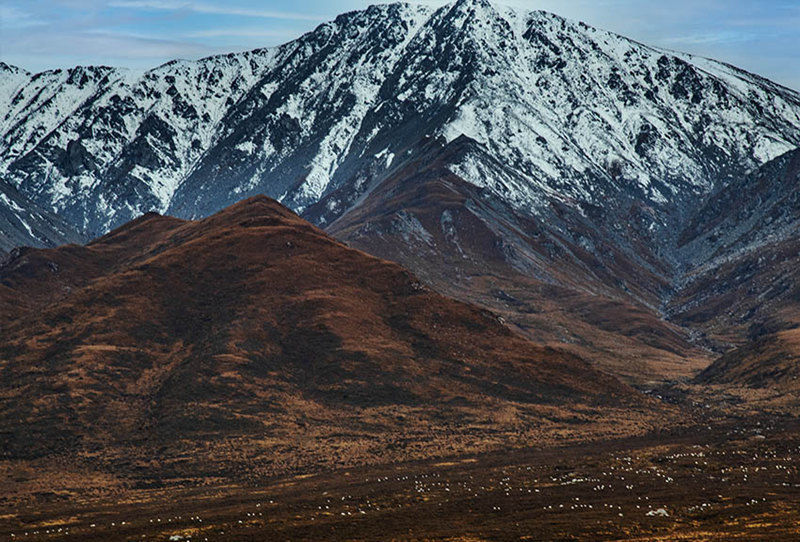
[0,212,186,323]
[0,196,658,490]
[671,235,800,395]
[323,150,710,384]
[696,326,800,390]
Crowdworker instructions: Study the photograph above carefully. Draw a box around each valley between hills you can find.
[2,195,800,541]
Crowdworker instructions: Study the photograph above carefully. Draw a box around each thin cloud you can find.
[662,31,759,45]
[0,5,47,28]
[6,28,215,59]
[108,0,327,21]
[184,27,301,39]
[726,16,800,29]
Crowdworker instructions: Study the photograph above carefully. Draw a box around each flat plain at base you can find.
[2,415,800,542]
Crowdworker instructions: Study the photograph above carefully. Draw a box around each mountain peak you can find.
[452,0,495,9]
[213,194,300,220]
[195,194,314,234]
[227,194,283,210]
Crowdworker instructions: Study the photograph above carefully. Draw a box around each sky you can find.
[1,0,798,91]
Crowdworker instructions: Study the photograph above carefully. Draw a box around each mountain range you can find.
[2,0,800,385]
[6,2,800,535]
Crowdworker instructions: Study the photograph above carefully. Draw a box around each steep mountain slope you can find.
[323,136,711,382]
[671,149,800,343]
[663,149,800,390]
[0,178,85,256]
[695,327,800,391]
[0,53,279,234]
[679,148,800,266]
[0,196,654,486]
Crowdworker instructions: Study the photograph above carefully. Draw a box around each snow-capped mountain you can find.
[2,0,799,244]
[0,52,277,234]
[0,178,85,256]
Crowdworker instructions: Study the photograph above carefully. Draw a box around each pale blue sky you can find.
[1,0,798,90]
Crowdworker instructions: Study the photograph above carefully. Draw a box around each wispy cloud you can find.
[107,0,327,21]
[7,28,216,60]
[0,5,47,28]
[662,31,759,45]
[184,27,301,39]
